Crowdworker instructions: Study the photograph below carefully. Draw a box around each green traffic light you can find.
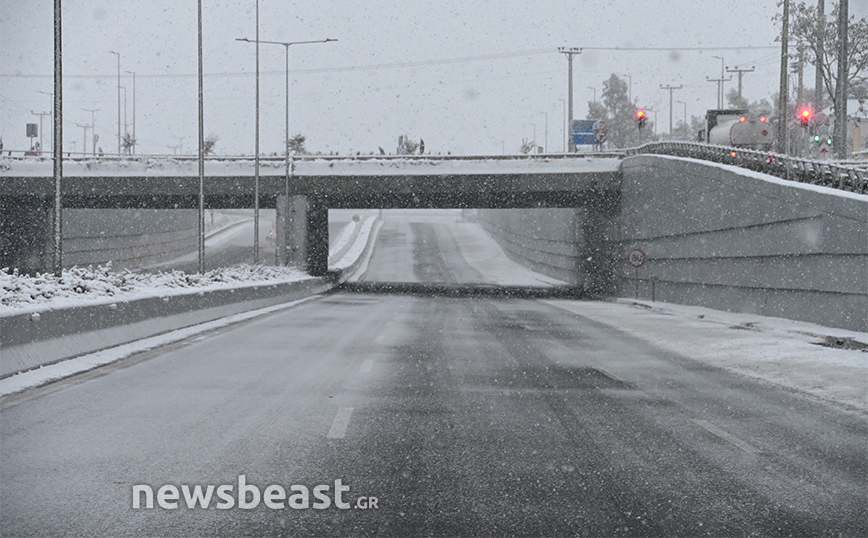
[813,135,821,142]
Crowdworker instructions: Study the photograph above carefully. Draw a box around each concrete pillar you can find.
[287,195,329,276]
[0,197,53,274]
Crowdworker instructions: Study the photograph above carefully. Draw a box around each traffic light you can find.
[636,109,647,129]
[799,107,813,127]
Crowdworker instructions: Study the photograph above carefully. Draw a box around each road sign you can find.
[593,120,607,143]
[627,248,646,268]
[570,119,604,146]
[26,123,38,138]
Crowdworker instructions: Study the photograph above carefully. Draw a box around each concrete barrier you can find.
[0,215,384,379]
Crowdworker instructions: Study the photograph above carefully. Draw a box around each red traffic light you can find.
[799,107,813,127]
[636,109,647,128]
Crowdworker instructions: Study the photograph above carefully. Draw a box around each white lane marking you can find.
[360,359,374,373]
[594,368,626,383]
[691,419,761,454]
[327,407,354,439]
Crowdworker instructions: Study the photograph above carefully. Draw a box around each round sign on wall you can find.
[627,248,646,268]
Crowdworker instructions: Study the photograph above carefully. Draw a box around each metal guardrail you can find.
[624,141,868,195]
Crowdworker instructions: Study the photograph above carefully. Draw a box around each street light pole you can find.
[539,112,548,154]
[82,108,99,155]
[620,74,632,103]
[676,100,687,138]
[108,51,121,155]
[557,98,566,152]
[558,47,582,151]
[236,36,337,266]
[125,70,136,155]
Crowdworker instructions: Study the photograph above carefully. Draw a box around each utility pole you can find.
[660,84,682,136]
[706,76,732,108]
[37,91,54,149]
[558,47,582,151]
[834,0,848,159]
[815,0,825,111]
[31,110,51,151]
[792,45,805,105]
[777,0,790,155]
[726,66,755,103]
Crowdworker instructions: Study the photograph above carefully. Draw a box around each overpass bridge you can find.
[1,151,866,331]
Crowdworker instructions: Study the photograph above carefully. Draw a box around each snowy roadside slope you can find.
[544,299,868,414]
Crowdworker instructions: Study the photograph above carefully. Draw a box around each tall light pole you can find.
[833,0,848,159]
[530,122,536,153]
[558,47,582,151]
[197,0,205,273]
[82,108,99,155]
[125,70,136,155]
[620,74,632,104]
[236,36,337,266]
[676,100,687,138]
[108,51,121,155]
[120,85,127,152]
[539,112,548,153]
[52,0,63,276]
[557,98,566,152]
[777,0,790,155]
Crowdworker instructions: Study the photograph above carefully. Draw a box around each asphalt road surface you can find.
[1,212,865,537]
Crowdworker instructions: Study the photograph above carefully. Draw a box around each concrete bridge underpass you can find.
[1,154,866,331]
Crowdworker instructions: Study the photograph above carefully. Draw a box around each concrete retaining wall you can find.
[0,214,383,379]
[474,156,866,332]
[613,155,868,332]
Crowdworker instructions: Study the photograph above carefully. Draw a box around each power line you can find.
[0,45,780,80]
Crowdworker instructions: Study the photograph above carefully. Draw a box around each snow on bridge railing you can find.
[623,141,867,195]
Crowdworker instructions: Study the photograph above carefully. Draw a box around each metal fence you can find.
[624,141,868,195]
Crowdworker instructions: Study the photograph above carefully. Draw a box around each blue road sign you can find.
[570,119,603,145]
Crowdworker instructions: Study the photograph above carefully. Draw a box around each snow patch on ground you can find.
[0,155,622,177]
[651,154,868,202]
[450,222,567,286]
[0,264,311,317]
[544,298,868,414]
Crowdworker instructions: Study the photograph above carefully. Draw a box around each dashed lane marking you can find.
[327,407,354,439]
[691,419,761,453]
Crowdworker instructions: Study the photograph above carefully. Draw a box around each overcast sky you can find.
[2,1,866,155]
